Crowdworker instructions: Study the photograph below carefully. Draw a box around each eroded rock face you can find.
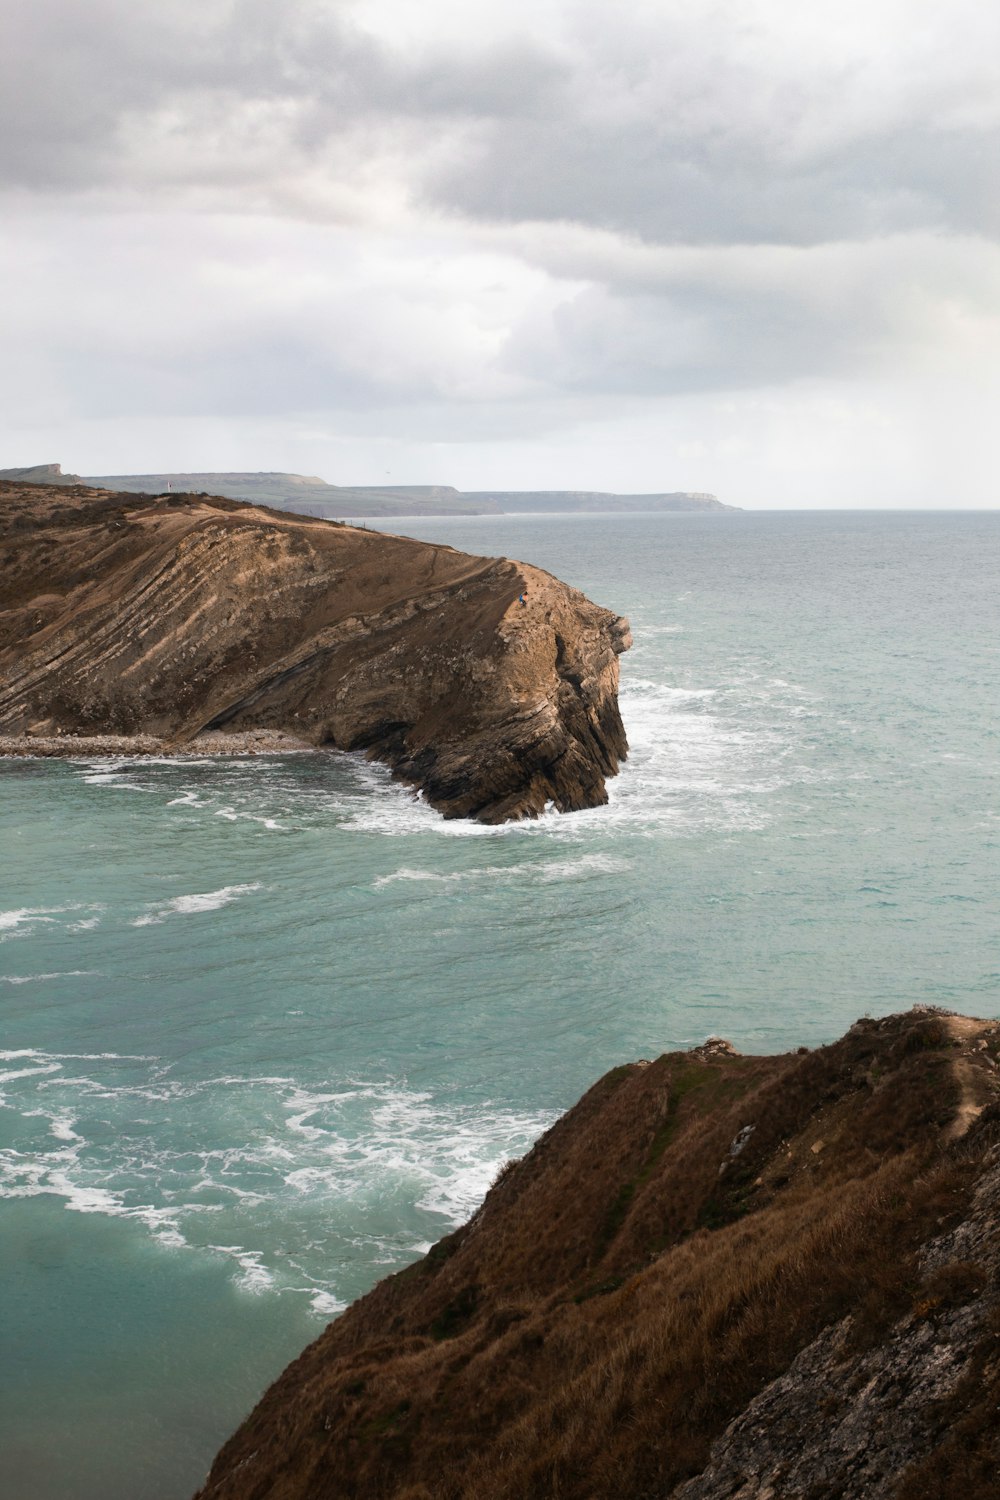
[193,1010,1000,1500]
[0,482,631,821]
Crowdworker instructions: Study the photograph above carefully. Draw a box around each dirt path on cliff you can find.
[943,1012,1000,1139]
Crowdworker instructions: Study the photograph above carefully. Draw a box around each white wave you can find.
[373,852,629,890]
[276,1080,553,1229]
[1,970,97,985]
[49,1175,122,1215]
[81,776,147,791]
[308,1289,347,1317]
[0,1048,153,1062]
[536,853,629,881]
[0,907,60,941]
[0,907,54,931]
[0,1061,63,1087]
[372,867,462,888]
[0,904,103,941]
[0,1048,554,1314]
[337,664,805,842]
[131,883,263,926]
[336,762,516,839]
[208,1245,276,1295]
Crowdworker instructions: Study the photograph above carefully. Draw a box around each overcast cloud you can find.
[3,0,997,504]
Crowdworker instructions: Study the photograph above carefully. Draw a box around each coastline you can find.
[0,729,316,759]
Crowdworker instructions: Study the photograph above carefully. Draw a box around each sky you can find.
[3,0,998,507]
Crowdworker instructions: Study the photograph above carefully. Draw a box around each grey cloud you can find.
[496,229,1000,399]
[1,0,382,188]
[429,111,1000,247]
[6,0,997,249]
[4,0,998,466]
[0,0,562,194]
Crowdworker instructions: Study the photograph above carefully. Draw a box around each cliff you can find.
[195,1009,1000,1500]
[0,481,630,822]
[80,473,500,517]
[0,462,80,486]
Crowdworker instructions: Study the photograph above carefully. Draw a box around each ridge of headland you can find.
[0,480,630,821]
[0,465,737,516]
[196,1008,1000,1499]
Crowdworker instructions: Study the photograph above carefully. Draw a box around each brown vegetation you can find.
[194,1009,1000,1500]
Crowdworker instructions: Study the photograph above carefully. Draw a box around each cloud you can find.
[3,1,998,503]
[496,225,1000,393]
[0,0,562,225]
[430,0,1000,245]
[4,208,994,428]
[4,0,998,242]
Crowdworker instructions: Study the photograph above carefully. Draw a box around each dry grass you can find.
[195,1011,1000,1500]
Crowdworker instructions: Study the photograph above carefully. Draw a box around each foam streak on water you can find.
[0,1046,554,1314]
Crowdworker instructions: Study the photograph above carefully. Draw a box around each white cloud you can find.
[2,0,998,504]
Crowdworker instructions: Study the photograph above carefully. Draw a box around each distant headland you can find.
[0,464,737,518]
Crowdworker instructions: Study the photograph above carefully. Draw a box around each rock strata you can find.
[0,481,630,821]
[195,1009,1000,1500]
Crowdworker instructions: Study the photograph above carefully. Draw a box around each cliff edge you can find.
[0,481,630,821]
[195,1009,1000,1500]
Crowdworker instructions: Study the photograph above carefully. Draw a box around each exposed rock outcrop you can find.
[0,462,80,485]
[195,1009,1000,1500]
[0,481,630,821]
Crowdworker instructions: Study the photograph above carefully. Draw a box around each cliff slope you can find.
[0,481,630,821]
[196,1009,1000,1500]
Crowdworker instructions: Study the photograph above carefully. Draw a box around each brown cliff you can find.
[0,481,630,821]
[195,1009,1000,1500]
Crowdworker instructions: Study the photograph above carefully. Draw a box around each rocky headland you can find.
[195,1009,1000,1500]
[0,480,630,821]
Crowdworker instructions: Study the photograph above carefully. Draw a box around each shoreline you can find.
[0,729,317,759]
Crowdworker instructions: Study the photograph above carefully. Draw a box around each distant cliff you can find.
[0,481,630,821]
[195,1008,1000,1500]
[1,466,735,517]
[0,462,81,486]
[80,472,500,517]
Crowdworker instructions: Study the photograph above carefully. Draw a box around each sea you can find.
[2,510,998,1500]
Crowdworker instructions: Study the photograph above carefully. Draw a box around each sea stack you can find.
[0,480,631,821]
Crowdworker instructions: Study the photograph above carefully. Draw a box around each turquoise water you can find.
[2,511,999,1498]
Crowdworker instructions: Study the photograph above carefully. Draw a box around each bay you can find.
[2,509,999,1498]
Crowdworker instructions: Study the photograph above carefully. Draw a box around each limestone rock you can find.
[0,481,630,821]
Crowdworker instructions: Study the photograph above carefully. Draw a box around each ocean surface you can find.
[2,510,999,1499]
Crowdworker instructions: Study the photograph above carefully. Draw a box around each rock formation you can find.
[0,480,630,821]
[194,1009,1000,1500]
[0,462,80,486]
